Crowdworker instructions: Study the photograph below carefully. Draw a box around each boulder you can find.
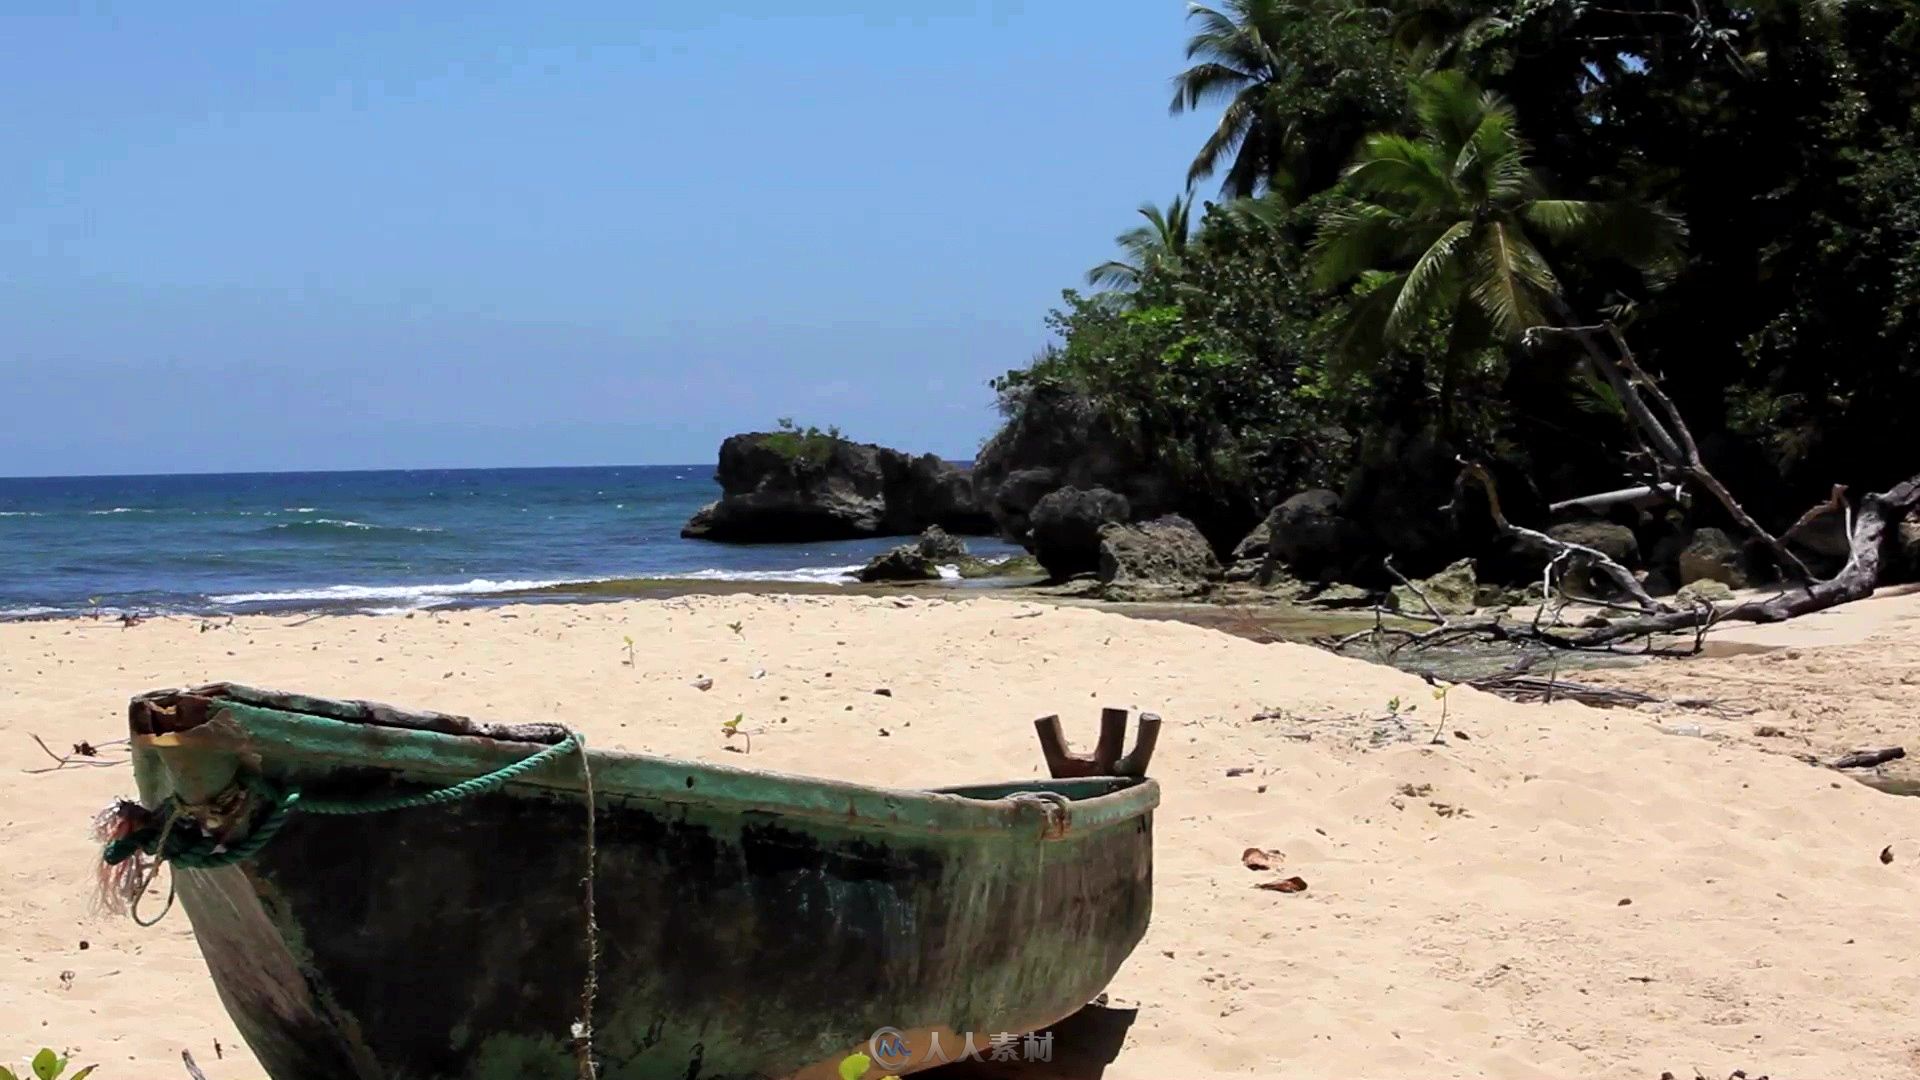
[1675,579,1736,605]
[1097,515,1223,586]
[1893,516,1920,582]
[1029,487,1131,580]
[1546,520,1640,566]
[907,453,995,536]
[681,432,991,543]
[983,467,1062,546]
[971,383,1258,554]
[1678,527,1750,588]
[856,546,942,583]
[1308,583,1376,609]
[1389,558,1479,616]
[1245,489,1361,583]
[956,553,1045,580]
[914,526,969,560]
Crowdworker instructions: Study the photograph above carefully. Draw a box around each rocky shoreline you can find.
[682,425,1920,626]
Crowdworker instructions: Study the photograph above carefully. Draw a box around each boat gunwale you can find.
[131,686,1160,842]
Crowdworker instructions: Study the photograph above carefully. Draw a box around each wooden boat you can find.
[119,684,1159,1080]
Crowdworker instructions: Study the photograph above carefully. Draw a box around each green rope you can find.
[298,732,583,814]
[103,732,583,871]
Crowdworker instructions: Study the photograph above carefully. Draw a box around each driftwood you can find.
[1549,483,1682,515]
[1456,461,1668,614]
[1830,746,1905,770]
[1533,321,1816,582]
[1327,315,1920,656]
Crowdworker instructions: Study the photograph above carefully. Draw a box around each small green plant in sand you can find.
[1428,685,1452,744]
[621,635,635,667]
[4,1049,96,1080]
[727,620,743,636]
[721,712,752,754]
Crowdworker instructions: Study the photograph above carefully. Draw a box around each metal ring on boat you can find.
[1009,791,1072,839]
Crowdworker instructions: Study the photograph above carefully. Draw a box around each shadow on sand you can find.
[920,1003,1138,1079]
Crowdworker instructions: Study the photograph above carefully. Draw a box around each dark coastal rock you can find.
[681,433,991,543]
[1097,515,1222,587]
[1029,487,1131,580]
[908,454,995,536]
[1546,520,1640,566]
[1892,516,1920,582]
[957,553,1045,580]
[971,390,1141,544]
[1246,489,1361,583]
[1675,579,1736,605]
[971,384,1258,554]
[856,546,942,583]
[1389,558,1478,616]
[1678,527,1750,588]
[914,526,969,560]
[1544,519,1641,596]
[1308,583,1376,608]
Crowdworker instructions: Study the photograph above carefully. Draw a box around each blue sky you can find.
[0,2,1209,475]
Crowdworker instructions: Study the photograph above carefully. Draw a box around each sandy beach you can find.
[6,592,1920,1079]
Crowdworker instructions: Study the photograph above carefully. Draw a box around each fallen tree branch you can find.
[1549,483,1683,515]
[1382,555,1444,622]
[1538,470,1920,647]
[1828,746,1905,770]
[1607,334,1817,584]
[1454,460,1668,614]
[1530,319,1815,583]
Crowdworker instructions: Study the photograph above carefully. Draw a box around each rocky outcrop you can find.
[970,385,1255,555]
[856,546,942,583]
[1259,489,1361,582]
[1389,558,1479,616]
[1029,487,1130,580]
[1098,515,1222,587]
[971,389,1146,547]
[914,526,968,560]
[1675,579,1736,605]
[682,433,992,543]
[855,526,978,583]
[1678,527,1750,588]
[1546,520,1640,566]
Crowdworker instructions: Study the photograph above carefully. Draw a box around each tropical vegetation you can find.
[995,0,1920,564]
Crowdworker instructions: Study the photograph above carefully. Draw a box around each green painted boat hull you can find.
[127,685,1157,1080]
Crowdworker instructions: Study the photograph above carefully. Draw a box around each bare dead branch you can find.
[1453,460,1668,614]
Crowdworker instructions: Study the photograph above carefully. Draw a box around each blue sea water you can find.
[0,467,1018,617]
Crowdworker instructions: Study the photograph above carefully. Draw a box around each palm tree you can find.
[1170,0,1385,200]
[1086,196,1195,291]
[1312,70,1683,413]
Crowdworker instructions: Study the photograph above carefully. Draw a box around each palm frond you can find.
[1186,92,1258,191]
[1386,219,1474,342]
[1468,219,1557,337]
[1588,201,1689,273]
[1168,61,1257,114]
[1342,134,1455,209]
[1086,260,1142,290]
[1522,199,1603,243]
[1409,70,1484,156]
[1326,269,1408,376]
[1311,202,1412,289]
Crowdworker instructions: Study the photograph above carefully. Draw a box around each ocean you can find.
[0,466,1021,618]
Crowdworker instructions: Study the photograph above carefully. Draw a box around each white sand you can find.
[5,593,1920,1079]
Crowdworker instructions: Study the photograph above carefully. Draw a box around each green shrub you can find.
[761,417,843,469]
